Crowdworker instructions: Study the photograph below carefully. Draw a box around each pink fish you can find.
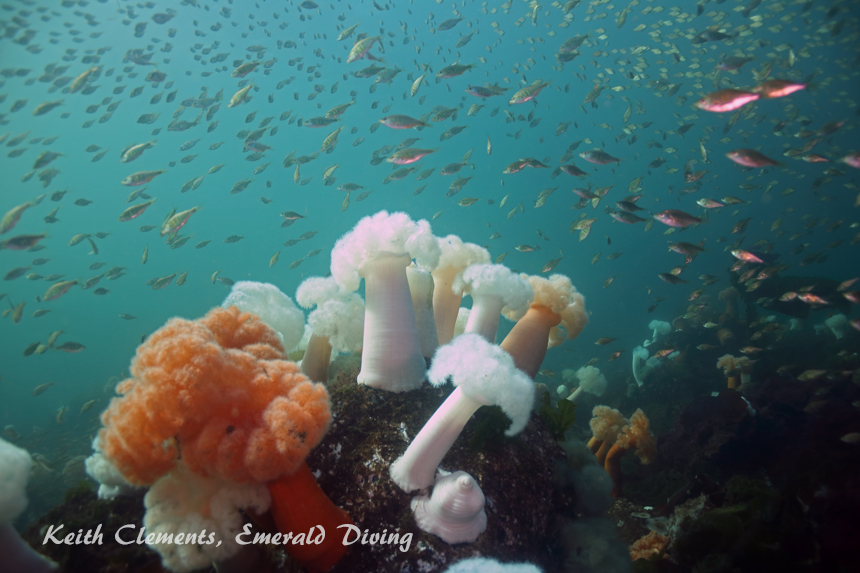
[838,152,860,169]
[731,250,764,264]
[694,89,760,112]
[386,148,437,165]
[753,80,806,99]
[653,210,702,228]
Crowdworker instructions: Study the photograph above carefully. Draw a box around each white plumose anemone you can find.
[221,281,306,352]
[295,276,365,384]
[390,334,534,492]
[454,263,533,343]
[565,365,608,403]
[143,462,270,573]
[330,211,440,392]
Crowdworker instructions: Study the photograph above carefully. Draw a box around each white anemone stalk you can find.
[359,252,426,391]
[330,211,440,392]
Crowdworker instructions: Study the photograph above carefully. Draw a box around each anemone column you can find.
[358,252,427,392]
[463,293,506,342]
[406,265,439,361]
[301,333,332,384]
[500,303,561,379]
[433,265,464,347]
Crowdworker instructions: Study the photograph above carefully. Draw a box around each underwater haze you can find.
[1,0,859,571]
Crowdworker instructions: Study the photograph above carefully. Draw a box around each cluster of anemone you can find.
[82,210,591,571]
[587,406,656,498]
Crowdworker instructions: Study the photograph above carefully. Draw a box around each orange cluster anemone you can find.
[99,306,352,571]
[716,353,750,390]
[605,409,656,497]
[588,407,656,498]
[586,405,628,466]
[629,530,670,561]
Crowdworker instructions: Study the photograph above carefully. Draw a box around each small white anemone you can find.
[444,557,542,572]
[85,436,140,500]
[648,320,671,342]
[454,263,533,343]
[565,365,607,403]
[296,276,365,383]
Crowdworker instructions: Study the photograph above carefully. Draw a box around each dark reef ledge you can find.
[310,361,570,572]
[23,361,571,573]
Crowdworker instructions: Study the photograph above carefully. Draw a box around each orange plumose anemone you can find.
[587,405,629,466]
[604,409,656,498]
[99,306,351,572]
[500,274,588,379]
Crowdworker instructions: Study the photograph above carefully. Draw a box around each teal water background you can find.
[0,0,856,521]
